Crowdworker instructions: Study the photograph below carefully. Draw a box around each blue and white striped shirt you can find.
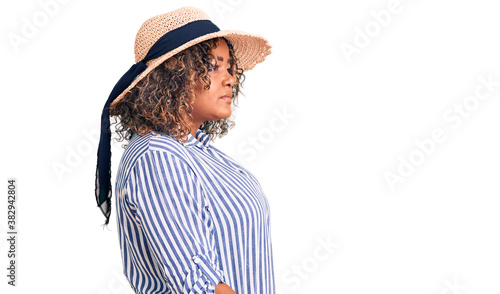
[115,129,275,294]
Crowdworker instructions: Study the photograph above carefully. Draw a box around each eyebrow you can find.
[215,56,233,65]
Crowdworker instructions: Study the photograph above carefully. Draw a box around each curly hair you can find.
[110,37,245,145]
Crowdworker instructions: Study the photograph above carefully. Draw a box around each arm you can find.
[215,282,237,294]
[135,150,227,293]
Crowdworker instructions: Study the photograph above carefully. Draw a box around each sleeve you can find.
[134,150,225,294]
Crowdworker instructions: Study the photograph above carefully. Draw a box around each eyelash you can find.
[208,64,234,76]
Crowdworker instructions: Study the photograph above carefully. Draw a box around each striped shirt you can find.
[115,129,275,294]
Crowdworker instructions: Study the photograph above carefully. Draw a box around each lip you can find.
[219,94,233,102]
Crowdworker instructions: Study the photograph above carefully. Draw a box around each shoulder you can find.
[117,132,196,185]
[124,132,192,166]
[148,133,190,158]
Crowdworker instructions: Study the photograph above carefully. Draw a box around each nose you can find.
[222,69,235,88]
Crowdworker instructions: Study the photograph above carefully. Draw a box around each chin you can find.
[217,109,232,119]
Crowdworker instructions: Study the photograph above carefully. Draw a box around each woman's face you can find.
[190,39,235,127]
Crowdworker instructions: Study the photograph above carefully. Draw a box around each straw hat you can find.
[111,6,272,107]
[96,6,271,226]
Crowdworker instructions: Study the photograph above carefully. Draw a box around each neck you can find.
[189,122,202,138]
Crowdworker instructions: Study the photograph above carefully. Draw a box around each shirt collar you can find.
[183,128,211,149]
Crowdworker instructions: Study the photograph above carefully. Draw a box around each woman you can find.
[94,7,274,294]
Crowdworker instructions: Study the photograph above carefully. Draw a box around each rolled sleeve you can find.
[134,150,225,293]
[186,253,225,293]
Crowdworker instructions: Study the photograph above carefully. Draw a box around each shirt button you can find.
[192,256,201,263]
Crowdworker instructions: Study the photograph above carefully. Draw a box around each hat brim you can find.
[111,30,271,107]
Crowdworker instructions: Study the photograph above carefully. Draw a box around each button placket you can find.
[192,256,201,263]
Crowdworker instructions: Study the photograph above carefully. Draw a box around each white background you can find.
[1,0,499,293]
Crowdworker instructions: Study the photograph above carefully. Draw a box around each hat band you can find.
[95,19,220,226]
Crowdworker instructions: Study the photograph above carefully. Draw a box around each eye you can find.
[227,67,233,76]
